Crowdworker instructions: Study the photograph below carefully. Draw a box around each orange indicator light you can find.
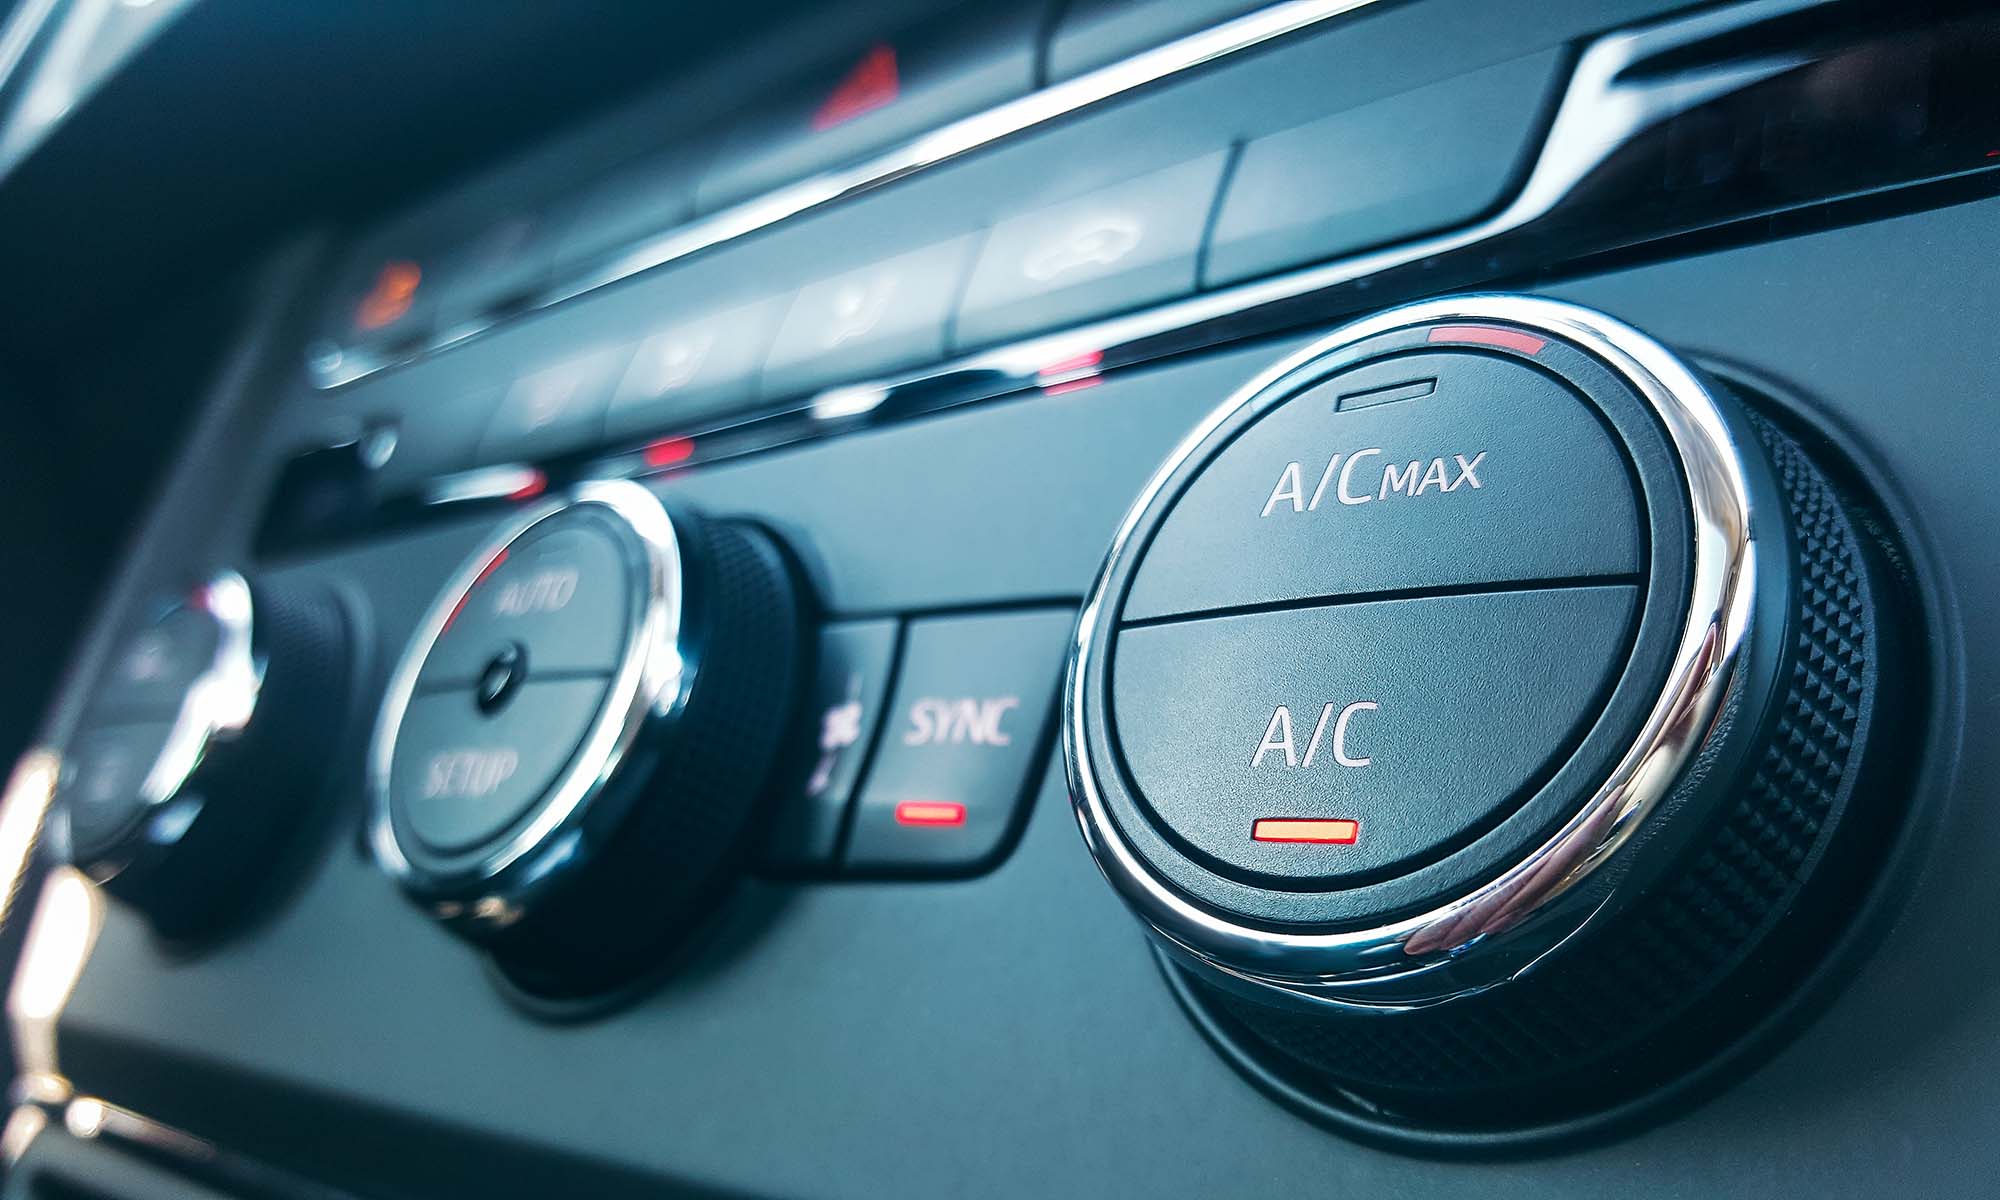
[1252,818,1359,845]
[354,260,422,332]
[1426,324,1546,355]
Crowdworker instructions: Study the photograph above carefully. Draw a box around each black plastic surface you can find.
[425,205,559,337]
[1113,586,1635,886]
[1204,49,1562,286]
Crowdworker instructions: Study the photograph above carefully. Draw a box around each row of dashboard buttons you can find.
[768,607,1073,876]
[317,0,1269,372]
[317,9,1562,488]
[361,33,1561,495]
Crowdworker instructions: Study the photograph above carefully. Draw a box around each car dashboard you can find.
[0,0,1992,1196]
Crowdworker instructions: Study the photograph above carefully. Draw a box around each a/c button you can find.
[845,608,1073,873]
[1112,586,1636,886]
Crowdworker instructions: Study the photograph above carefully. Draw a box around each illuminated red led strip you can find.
[1426,324,1546,355]
[506,468,547,502]
[1038,348,1105,396]
[441,547,509,633]
[643,436,695,469]
[894,800,967,827]
[1252,818,1360,845]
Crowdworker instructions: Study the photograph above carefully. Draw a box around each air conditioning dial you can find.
[1066,295,1913,1136]
[54,570,352,938]
[369,480,803,998]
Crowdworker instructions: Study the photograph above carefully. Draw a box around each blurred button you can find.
[1045,0,1266,80]
[315,201,459,359]
[846,608,1072,872]
[365,379,504,496]
[765,618,900,870]
[694,6,1045,212]
[953,153,1228,349]
[325,252,434,354]
[426,207,558,331]
[551,144,706,273]
[1204,51,1562,286]
[478,346,625,463]
[391,678,609,852]
[607,294,786,439]
[60,722,173,858]
[762,234,976,398]
[94,607,220,721]
[420,520,633,688]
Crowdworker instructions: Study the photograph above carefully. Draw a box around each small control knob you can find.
[368,480,803,997]
[1067,295,1916,1137]
[54,571,353,938]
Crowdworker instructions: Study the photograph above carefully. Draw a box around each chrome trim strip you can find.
[367,480,688,918]
[1064,294,1756,1007]
[308,0,1384,388]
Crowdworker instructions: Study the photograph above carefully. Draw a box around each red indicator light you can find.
[1427,325,1546,356]
[813,44,900,131]
[1038,348,1105,396]
[1042,375,1102,396]
[506,469,547,502]
[1252,818,1360,845]
[443,548,510,633]
[472,547,510,587]
[894,800,967,828]
[354,260,421,332]
[642,436,695,469]
[1039,349,1104,377]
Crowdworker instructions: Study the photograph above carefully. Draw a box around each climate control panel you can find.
[364,480,1068,996]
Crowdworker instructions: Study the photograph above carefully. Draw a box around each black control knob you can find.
[1066,296,1915,1139]
[54,571,353,938]
[368,480,803,997]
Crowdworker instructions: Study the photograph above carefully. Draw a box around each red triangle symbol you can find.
[812,43,900,131]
